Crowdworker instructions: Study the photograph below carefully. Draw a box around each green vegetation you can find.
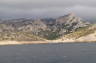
[46,32,60,40]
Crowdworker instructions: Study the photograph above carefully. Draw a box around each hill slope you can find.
[0,13,95,43]
[55,24,96,42]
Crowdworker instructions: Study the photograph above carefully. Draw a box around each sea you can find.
[0,43,96,63]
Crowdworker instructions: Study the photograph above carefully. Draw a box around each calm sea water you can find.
[0,43,96,63]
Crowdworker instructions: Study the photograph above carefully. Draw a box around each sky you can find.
[0,0,96,21]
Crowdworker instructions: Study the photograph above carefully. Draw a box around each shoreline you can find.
[0,41,49,45]
[0,40,96,46]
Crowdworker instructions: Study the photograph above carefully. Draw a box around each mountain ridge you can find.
[0,13,95,43]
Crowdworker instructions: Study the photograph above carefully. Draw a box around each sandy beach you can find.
[0,39,96,46]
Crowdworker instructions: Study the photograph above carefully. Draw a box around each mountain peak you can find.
[66,12,76,17]
[58,12,76,19]
[68,12,75,15]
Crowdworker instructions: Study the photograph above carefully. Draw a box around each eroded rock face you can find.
[0,13,90,40]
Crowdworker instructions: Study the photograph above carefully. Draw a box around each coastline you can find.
[0,41,49,45]
[0,40,96,46]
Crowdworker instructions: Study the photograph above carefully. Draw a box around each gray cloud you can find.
[0,0,96,20]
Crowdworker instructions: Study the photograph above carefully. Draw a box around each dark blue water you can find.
[0,43,96,63]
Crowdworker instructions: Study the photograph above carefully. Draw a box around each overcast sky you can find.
[0,0,96,20]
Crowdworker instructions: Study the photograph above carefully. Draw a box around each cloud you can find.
[0,0,96,19]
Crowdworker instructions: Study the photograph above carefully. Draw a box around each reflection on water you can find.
[0,43,96,63]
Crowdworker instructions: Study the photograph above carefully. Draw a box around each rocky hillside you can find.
[0,13,92,41]
[56,24,96,42]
